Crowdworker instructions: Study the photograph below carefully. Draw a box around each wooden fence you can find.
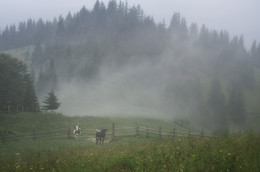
[1,122,213,144]
[0,105,40,114]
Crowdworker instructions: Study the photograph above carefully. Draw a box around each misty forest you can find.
[1,1,260,171]
[1,0,259,132]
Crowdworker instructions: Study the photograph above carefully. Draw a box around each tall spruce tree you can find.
[43,89,60,113]
[36,58,58,99]
[208,78,228,133]
[227,85,246,127]
[0,53,38,111]
[23,76,39,111]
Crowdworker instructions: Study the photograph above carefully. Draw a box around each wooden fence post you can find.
[201,129,204,138]
[159,126,162,139]
[33,129,36,140]
[1,134,5,144]
[8,105,10,114]
[146,128,149,138]
[136,126,139,136]
[112,122,115,141]
[68,127,71,139]
[188,130,191,142]
[172,128,175,138]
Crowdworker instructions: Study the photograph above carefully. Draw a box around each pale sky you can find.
[0,0,259,48]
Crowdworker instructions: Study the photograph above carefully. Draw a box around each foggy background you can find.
[0,0,259,48]
[0,0,259,132]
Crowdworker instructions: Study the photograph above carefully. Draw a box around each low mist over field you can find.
[58,54,182,117]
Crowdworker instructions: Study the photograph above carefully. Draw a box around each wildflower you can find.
[220,150,223,153]
[227,153,231,156]
[16,165,20,169]
[192,154,196,157]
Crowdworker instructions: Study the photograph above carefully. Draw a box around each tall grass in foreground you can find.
[1,133,259,172]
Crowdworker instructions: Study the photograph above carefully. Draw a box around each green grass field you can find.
[0,113,259,171]
[1,133,259,171]
[0,112,201,133]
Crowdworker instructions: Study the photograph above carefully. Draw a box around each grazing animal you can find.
[73,125,81,140]
[96,129,108,144]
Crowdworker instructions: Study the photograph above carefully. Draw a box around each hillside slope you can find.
[0,112,206,134]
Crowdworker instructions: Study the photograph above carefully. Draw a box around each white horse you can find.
[73,125,81,140]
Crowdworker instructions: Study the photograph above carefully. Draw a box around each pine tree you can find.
[43,89,60,113]
[107,0,117,14]
[0,53,39,111]
[47,58,58,91]
[36,59,58,99]
[208,78,228,133]
[93,0,100,14]
[56,16,65,40]
[227,85,245,127]
[23,75,39,111]
[189,22,198,40]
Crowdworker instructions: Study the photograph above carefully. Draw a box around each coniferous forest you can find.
[1,0,260,132]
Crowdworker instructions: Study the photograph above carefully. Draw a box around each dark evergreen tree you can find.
[32,42,43,66]
[46,58,58,91]
[251,41,260,67]
[257,43,260,66]
[0,53,27,106]
[0,53,38,111]
[208,78,228,133]
[43,89,60,113]
[199,24,210,47]
[107,0,117,14]
[36,59,58,99]
[36,66,46,98]
[23,76,39,111]
[92,0,100,14]
[189,23,198,40]
[227,85,246,127]
[56,16,66,41]
[169,13,181,32]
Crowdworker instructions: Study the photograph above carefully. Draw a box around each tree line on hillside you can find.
[0,53,38,111]
[0,53,60,113]
[0,0,259,132]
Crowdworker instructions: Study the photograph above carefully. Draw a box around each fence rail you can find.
[1,122,213,144]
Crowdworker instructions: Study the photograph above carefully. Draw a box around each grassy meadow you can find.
[0,112,198,133]
[0,113,259,171]
[0,132,259,171]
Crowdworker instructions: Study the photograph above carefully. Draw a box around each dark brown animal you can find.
[96,129,107,144]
